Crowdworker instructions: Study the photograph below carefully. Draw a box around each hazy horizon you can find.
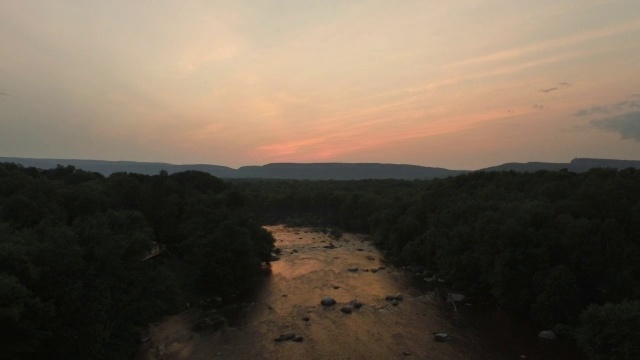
[4,154,640,173]
[2,1,639,169]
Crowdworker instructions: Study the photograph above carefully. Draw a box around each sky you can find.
[1,0,639,170]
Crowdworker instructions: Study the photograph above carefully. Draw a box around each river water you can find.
[138,226,585,360]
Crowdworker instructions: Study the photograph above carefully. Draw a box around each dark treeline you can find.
[234,169,640,360]
[0,163,274,360]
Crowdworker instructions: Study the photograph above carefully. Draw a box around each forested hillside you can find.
[235,169,640,359]
[0,163,274,360]
[0,157,463,179]
[2,161,639,359]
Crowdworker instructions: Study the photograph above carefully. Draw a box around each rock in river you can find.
[274,333,296,342]
[321,296,336,306]
[385,293,403,302]
[447,293,465,302]
[433,332,450,342]
[538,330,556,340]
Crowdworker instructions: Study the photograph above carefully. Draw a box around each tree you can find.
[186,221,262,298]
[576,301,640,360]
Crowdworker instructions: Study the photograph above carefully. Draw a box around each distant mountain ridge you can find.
[235,163,465,180]
[481,158,640,173]
[480,161,569,172]
[1,156,638,180]
[0,157,462,180]
[0,157,238,178]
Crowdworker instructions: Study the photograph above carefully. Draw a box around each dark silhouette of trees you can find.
[234,168,640,359]
[0,163,274,359]
[576,300,640,360]
[3,160,639,359]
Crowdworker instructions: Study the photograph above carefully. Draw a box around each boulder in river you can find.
[433,332,450,342]
[348,267,359,272]
[274,333,296,342]
[341,306,352,314]
[447,293,465,302]
[352,300,363,309]
[292,336,304,342]
[321,296,336,306]
[385,293,403,301]
[538,330,556,340]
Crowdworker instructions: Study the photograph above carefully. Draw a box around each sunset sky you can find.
[1,0,639,170]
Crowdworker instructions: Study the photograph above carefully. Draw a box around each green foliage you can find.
[1,194,44,228]
[186,221,262,297]
[234,168,640,356]
[531,265,582,326]
[576,301,640,360]
[0,162,274,359]
[3,161,639,358]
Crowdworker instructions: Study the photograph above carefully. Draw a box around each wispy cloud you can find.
[446,20,640,69]
[539,87,558,93]
[356,51,586,113]
[539,82,572,93]
[575,98,640,116]
[592,111,640,141]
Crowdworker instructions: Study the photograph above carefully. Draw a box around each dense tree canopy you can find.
[2,162,639,359]
[0,163,274,360]
[234,168,640,359]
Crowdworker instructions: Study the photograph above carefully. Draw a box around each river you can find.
[137,226,584,360]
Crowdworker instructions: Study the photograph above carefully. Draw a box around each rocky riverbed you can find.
[137,226,480,360]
